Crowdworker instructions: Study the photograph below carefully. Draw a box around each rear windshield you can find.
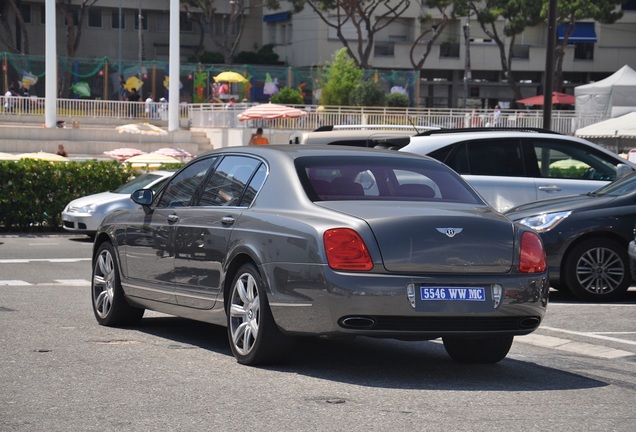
[295,156,483,204]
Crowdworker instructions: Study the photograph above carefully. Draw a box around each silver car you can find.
[399,128,635,212]
[91,146,548,366]
[61,170,174,236]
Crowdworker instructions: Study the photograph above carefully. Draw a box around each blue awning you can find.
[557,22,597,43]
[263,12,290,23]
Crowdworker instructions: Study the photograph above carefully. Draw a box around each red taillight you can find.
[324,228,373,271]
[519,231,547,273]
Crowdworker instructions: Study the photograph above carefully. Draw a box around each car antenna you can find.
[407,117,419,134]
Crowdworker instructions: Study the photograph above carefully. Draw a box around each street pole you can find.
[44,0,57,128]
[463,21,471,109]
[168,0,180,131]
[543,0,557,130]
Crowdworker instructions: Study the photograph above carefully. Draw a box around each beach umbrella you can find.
[213,71,247,83]
[516,91,575,106]
[17,151,68,162]
[103,147,146,162]
[0,152,19,161]
[237,103,308,121]
[116,123,168,135]
[125,153,181,170]
[153,147,193,160]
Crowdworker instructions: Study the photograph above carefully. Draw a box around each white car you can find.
[398,128,636,212]
[61,170,174,236]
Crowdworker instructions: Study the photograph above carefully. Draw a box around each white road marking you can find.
[0,280,31,286]
[0,258,91,264]
[518,333,634,359]
[541,325,636,347]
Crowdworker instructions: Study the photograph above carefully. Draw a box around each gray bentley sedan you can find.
[91,145,549,366]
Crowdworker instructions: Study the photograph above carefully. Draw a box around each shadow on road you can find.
[133,314,607,392]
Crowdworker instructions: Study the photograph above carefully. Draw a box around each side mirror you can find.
[131,189,154,214]
[617,163,633,178]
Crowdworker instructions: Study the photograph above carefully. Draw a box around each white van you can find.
[289,125,434,148]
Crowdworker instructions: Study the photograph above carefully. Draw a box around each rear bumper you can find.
[264,263,549,338]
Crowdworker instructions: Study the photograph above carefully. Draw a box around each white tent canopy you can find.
[575,65,636,118]
[574,112,636,139]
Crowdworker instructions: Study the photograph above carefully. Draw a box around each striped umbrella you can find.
[237,103,308,121]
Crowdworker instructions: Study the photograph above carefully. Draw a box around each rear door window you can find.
[431,139,526,177]
[531,139,617,181]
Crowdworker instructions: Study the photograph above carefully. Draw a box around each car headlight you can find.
[517,211,571,232]
[73,205,96,214]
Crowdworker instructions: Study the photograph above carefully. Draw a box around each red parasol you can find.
[516,91,575,106]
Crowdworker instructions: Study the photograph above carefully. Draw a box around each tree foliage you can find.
[270,87,304,104]
[349,80,386,107]
[386,92,410,107]
[318,48,364,105]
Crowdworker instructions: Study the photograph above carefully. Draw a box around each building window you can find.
[134,10,148,30]
[574,43,594,60]
[20,4,31,24]
[440,41,459,58]
[112,10,125,29]
[374,42,395,57]
[180,12,193,33]
[622,0,636,10]
[88,8,102,28]
[511,45,530,59]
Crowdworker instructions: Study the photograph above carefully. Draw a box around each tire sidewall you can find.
[563,238,630,302]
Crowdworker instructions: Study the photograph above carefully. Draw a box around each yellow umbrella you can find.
[0,152,19,161]
[17,151,68,162]
[213,71,247,83]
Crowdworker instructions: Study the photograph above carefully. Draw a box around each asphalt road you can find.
[1,234,635,431]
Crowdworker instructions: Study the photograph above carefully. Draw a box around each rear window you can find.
[295,156,482,204]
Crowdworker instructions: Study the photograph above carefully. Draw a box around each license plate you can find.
[420,286,486,301]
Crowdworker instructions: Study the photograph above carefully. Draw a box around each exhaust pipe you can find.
[518,316,541,330]
[340,316,376,329]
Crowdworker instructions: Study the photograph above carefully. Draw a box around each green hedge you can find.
[0,160,141,231]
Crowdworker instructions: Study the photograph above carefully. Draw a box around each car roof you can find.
[401,129,636,166]
[199,144,433,161]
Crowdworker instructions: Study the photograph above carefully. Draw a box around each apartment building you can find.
[2,0,636,108]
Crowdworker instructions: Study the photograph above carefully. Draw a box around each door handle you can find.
[167,214,179,223]
[538,185,562,192]
[221,216,235,226]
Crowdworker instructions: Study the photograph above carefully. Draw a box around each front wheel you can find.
[442,335,514,364]
[563,239,630,302]
[227,263,290,365]
[92,242,144,326]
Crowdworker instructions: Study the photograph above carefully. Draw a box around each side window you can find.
[463,139,524,176]
[533,140,617,181]
[157,157,217,208]
[241,164,267,206]
[198,156,261,206]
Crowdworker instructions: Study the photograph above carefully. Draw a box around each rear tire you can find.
[442,335,514,364]
[227,263,290,365]
[563,239,630,302]
[92,242,144,326]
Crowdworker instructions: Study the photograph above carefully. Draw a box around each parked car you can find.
[62,170,174,236]
[506,171,636,302]
[91,145,548,366]
[398,128,635,212]
[289,125,428,147]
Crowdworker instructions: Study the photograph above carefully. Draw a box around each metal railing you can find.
[1,96,606,135]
